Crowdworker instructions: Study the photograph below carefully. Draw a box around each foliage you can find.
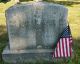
[0,0,8,2]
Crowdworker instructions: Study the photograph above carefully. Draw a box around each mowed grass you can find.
[0,1,80,64]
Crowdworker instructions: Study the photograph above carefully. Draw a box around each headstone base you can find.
[2,45,54,63]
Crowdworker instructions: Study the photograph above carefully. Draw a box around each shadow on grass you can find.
[0,25,80,64]
[0,25,8,64]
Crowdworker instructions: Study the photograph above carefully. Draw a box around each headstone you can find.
[2,0,68,63]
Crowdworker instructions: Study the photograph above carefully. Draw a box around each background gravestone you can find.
[2,0,68,63]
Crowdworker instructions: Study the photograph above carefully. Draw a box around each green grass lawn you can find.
[0,0,80,64]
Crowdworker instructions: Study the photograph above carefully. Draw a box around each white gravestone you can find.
[2,1,68,63]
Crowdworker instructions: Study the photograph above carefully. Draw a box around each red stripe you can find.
[56,44,58,57]
[64,38,67,57]
[57,42,60,57]
[57,48,58,57]
[69,37,72,57]
[65,38,68,57]
[60,39,63,57]
[59,41,61,57]
[67,38,70,57]
[62,38,65,57]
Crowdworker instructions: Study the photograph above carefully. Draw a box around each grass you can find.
[0,0,80,64]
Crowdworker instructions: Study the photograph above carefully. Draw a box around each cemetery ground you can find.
[0,1,80,64]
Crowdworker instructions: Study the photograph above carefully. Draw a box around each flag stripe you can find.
[57,42,60,57]
[56,47,58,57]
[59,41,61,57]
[53,37,73,58]
[69,37,72,57]
[62,38,65,57]
[65,38,68,57]
[60,39,63,57]
[63,38,67,57]
[67,38,70,57]
[52,26,73,58]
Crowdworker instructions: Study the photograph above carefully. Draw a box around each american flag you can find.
[52,25,73,58]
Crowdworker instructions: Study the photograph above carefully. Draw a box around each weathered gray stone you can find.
[2,1,68,63]
[2,46,53,63]
[5,2,68,50]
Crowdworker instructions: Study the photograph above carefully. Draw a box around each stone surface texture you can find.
[6,2,68,50]
[2,1,68,63]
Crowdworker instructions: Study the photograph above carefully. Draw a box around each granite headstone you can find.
[2,0,68,63]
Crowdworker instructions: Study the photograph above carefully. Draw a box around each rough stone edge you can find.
[2,45,53,63]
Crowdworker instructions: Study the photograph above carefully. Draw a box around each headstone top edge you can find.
[5,2,67,13]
